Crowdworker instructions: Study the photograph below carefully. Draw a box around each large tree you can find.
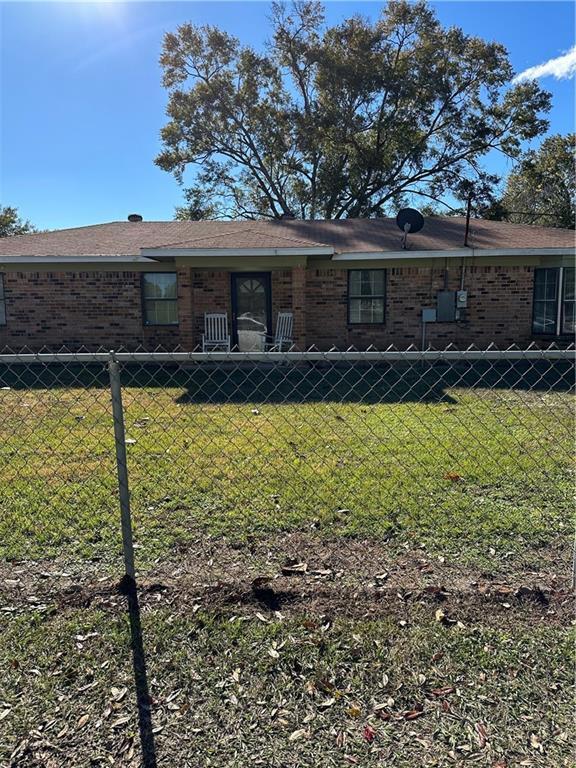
[157,0,550,220]
[0,205,38,237]
[485,134,574,229]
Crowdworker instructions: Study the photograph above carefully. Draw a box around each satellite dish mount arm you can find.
[401,222,410,250]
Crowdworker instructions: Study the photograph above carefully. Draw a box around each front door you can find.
[231,273,272,351]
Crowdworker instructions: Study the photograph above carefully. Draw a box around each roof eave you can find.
[141,246,335,258]
[0,254,157,264]
[332,247,575,261]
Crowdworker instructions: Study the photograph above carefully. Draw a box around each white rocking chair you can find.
[202,313,231,352]
[265,312,294,351]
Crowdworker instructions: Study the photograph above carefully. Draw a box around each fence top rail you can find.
[0,348,574,364]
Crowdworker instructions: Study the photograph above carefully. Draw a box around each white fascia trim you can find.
[0,255,157,264]
[141,246,334,258]
[332,247,575,261]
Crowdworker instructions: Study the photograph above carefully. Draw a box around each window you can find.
[0,275,6,326]
[532,268,559,335]
[142,273,178,326]
[533,267,575,336]
[561,267,575,336]
[348,270,385,324]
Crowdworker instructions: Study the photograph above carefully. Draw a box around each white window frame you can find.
[561,267,575,336]
[532,266,575,337]
[141,272,179,327]
[347,269,386,325]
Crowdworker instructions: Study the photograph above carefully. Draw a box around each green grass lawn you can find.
[0,362,573,563]
[1,606,573,767]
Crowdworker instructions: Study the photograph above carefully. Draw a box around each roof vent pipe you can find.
[127,214,143,222]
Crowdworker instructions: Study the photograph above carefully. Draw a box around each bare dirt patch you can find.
[1,532,572,627]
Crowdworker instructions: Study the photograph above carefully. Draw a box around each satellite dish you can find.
[396,208,424,234]
[396,208,424,249]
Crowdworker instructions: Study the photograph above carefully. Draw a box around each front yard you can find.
[1,603,573,766]
[0,362,573,766]
[0,363,573,562]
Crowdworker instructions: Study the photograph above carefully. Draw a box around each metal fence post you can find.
[108,350,136,580]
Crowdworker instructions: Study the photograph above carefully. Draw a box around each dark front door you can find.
[231,273,272,351]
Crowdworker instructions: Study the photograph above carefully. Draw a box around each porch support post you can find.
[291,264,307,349]
[177,267,194,350]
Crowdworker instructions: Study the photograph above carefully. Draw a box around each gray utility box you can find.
[436,290,457,322]
[436,290,468,321]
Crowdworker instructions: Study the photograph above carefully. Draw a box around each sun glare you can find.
[63,1,128,25]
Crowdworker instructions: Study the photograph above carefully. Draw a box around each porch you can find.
[175,265,307,351]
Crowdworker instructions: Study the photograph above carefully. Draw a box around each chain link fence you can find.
[1,345,574,767]
[0,346,573,587]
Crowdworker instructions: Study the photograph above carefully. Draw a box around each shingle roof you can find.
[0,217,573,257]
[151,226,329,250]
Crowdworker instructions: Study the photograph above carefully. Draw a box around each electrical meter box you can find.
[436,290,457,322]
[456,290,468,308]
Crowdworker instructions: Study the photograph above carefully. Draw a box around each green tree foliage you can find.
[0,205,38,237]
[158,0,551,220]
[486,134,574,229]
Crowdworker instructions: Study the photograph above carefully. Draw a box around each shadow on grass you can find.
[0,360,573,405]
[119,575,157,768]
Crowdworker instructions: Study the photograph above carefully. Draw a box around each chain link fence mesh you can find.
[1,346,574,767]
[0,347,573,586]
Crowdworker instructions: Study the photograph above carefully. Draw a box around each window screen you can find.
[532,268,559,335]
[561,267,575,336]
[533,267,575,336]
[142,273,178,326]
[348,270,385,324]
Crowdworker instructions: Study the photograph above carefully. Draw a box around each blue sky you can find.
[1,1,574,230]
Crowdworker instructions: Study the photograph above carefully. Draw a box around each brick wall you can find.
[271,271,293,321]
[305,265,536,349]
[0,264,540,352]
[191,270,231,347]
[0,271,181,351]
[176,267,194,350]
[290,266,307,347]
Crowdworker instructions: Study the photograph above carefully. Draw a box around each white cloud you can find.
[513,45,576,83]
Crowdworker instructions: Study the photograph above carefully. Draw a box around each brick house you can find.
[0,216,573,351]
